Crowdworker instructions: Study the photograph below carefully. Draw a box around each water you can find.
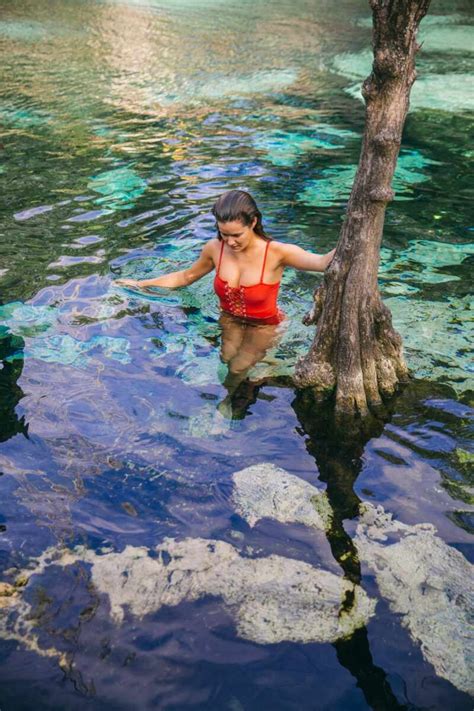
[0,1,473,709]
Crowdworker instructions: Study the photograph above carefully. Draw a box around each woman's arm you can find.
[116,241,216,289]
[279,244,336,272]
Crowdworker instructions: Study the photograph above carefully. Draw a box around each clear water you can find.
[0,1,473,709]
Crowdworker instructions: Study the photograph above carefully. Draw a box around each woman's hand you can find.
[115,278,141,289]
[114,242,216,291]
[325,248,336,268]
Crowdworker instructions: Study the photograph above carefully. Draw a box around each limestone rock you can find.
[232,463,332,530]
[66,537,374,645]
[356,503,474,696]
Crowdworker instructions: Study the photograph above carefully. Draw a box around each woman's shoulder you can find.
[267,239,289,257]
[203,238,221,255]
[266,240,306,268]
[267,238,284,246]
[269,240,307,255]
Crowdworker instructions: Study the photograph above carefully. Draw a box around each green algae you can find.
[454,449,474,471]
[441,478,474,507]
[311,493,333,530]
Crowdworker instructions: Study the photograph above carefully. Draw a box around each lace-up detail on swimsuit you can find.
[213,240,283,324]
[223,281,247,319]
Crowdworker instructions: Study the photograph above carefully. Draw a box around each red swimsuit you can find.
[214,240,284,325]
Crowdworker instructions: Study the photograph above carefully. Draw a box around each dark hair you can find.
[211,190,270,241]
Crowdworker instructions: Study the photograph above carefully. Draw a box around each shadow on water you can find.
[0,331,28,443]
[291,390,392,584]
[223,374,410,708]
[292,388,410,711]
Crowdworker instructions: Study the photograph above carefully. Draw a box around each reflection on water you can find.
[0,0,473,708]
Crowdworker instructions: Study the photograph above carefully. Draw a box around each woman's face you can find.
[217,218,257,252]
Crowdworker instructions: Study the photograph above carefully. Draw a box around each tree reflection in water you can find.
[292,390,408,711]
[229,379,407,710]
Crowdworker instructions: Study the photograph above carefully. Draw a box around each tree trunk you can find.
[294,0,431,417]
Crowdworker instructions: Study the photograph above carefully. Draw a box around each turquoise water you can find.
[0,1,473,709]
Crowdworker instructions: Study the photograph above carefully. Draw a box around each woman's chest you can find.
[216,252,281,287]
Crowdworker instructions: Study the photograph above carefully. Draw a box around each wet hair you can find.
[211,190,270,241]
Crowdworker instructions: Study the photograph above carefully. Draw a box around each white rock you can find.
[232,463,332,530]
[65,537,374,645]
[356,504,474,695]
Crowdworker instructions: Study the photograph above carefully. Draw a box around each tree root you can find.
[294,355,335,395]
[295,285,409,418]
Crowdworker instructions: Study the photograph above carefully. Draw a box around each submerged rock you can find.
[60,537,374,645]
[88,166,147,210]
[0,556,70,659]
[232,463,332,530]
[235,464,474,694]
[356,504,474,696]
[297,150,439,207]
[384,294,472,392]
[0,537,374,649]
[252,125,358,167]
[0,582,15,598]
[2,463,471,695]
[333,49,474,112]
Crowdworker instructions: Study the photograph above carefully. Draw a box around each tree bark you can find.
[294,0,431,417]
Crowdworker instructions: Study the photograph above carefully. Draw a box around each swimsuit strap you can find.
[260,240,271,283]
[216,239,225,277]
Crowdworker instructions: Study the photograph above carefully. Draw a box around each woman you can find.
[116,190,335,417]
